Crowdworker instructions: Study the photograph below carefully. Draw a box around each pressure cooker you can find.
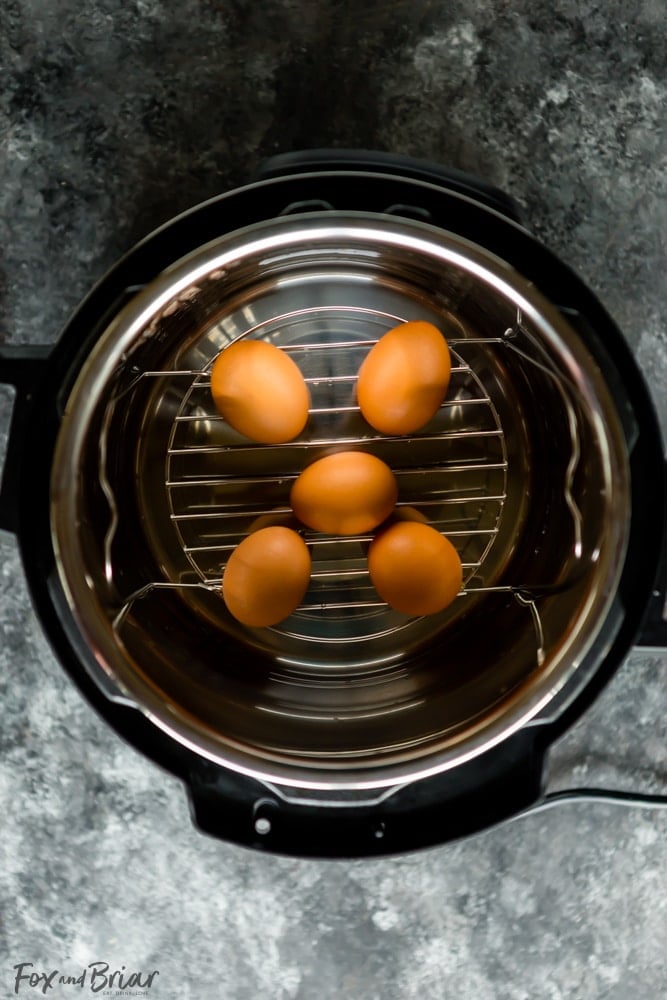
[1,150,665,856]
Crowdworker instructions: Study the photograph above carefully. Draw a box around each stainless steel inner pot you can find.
[50,213,631,789]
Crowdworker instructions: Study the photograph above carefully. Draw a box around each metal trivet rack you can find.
[105,305,585,668]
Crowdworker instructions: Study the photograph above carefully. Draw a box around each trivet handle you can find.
[254,148,523,224]
[0,345,52,534]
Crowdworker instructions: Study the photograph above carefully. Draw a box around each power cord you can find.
[515,787,667,822]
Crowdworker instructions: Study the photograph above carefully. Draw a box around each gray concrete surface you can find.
[1,2,666,998]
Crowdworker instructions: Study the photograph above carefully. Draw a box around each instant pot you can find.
[1,150,665,856]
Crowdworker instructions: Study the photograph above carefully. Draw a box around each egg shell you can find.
[391,505,430,525]
[222,526,311,627]
[210,340,310,444]
[290,451,398,536]
[368,521,463,616]
[247,510,303,534]
[359,505,430,556]
[356,320,451,435]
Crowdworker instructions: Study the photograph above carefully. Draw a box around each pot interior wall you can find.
[51,217,630,783]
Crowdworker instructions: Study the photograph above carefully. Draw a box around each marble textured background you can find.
[1,2,666,998]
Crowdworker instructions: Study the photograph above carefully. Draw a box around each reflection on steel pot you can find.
[1,151,665,857]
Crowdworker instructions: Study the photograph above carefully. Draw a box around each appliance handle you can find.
[0,345,52,534]
[636,460,667,649]
[187,731,544,858]
[254,148,523,224]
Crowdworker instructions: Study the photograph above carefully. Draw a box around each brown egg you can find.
[247,511,302,534]
[391,505,430,525]
[290,451,398,536]
[368,521,462,616]
[222,526,311,627]
[356,320,451,435]
[358,505,430,559]
[210,340,310,444]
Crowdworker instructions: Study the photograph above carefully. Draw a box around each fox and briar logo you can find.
[12,963,159,996]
